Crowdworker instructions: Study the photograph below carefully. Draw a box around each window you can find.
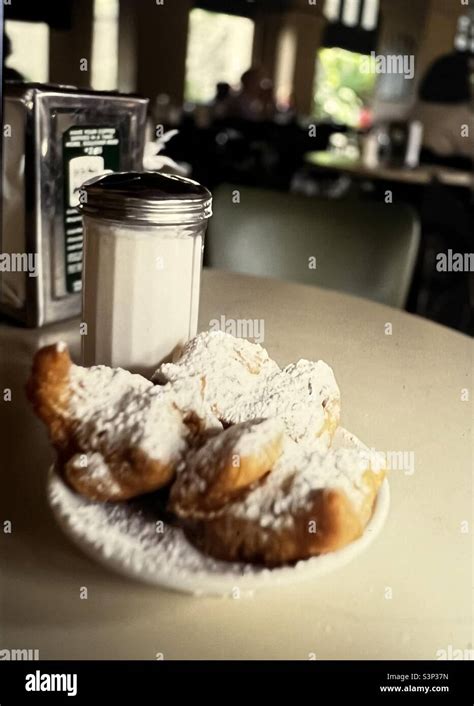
[324,0,379,31]
[91,0,119,90]
[454,13,474,53]
[313,47,376,127]
[322,0,379,55]
[4,20,49,82]
[185,9,255,104]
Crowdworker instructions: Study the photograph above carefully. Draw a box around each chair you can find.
[205,184,420,309]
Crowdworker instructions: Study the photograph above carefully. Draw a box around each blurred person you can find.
[411,52,473,165]
[2,33,24,82]
[411,52,473,333]
[227,67,275,121]
[212,81,231,119]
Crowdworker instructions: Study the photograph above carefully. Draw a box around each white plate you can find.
[47,428,390,596]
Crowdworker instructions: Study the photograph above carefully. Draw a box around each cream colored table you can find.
[1,270,472,660]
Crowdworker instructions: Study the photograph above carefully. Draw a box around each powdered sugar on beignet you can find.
[185,434,385,565]
[155,331,280,421]
[155,332,340,443]
[226,359,340,443]
[27,344,220,501]
[170,417,285,517]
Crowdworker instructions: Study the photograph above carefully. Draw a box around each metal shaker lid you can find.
[79,171,212,225]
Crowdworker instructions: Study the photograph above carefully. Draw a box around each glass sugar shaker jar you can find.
[79,172,212,375]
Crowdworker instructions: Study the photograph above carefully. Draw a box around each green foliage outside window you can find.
[313,48,376,127]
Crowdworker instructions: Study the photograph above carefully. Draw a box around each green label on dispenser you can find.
[62,125,121,294]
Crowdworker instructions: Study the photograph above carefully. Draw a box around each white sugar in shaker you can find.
[79,172,212,375]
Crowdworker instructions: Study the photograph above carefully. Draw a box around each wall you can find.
[49,0,94,88]
[290,9,325,115]
[252,11,283,79]
[253,2,324,115]
[133,0,193,105]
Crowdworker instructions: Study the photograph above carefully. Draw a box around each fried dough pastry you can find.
[169,418,285,518]
[184,434,385,566]
[27,334,385,570]
[26,343,220,502]
[227,359,341,443]
[155,331,280,422]
[155,332,340,441]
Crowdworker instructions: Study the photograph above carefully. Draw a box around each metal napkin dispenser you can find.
[1,83,148,326]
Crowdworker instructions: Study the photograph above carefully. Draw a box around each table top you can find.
[1,269,472,660]
[304,151,474,189]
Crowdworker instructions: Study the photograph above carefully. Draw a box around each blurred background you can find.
[3,0,473,333]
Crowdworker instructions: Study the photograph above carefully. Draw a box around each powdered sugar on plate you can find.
[48,428,390,596]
